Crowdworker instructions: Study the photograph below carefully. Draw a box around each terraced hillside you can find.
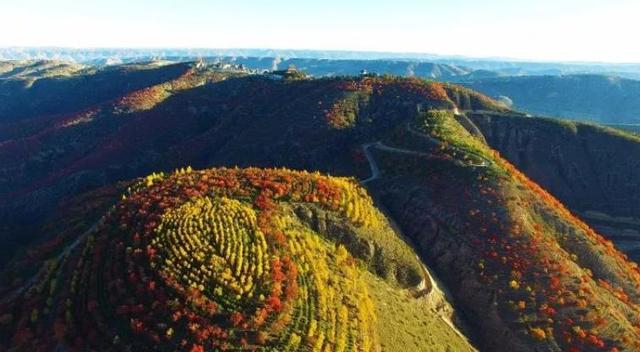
[0,167,475,351]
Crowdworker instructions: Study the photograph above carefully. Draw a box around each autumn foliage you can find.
[326,76,453,129]
[113,68,206,112]
[1,167,381,351]
[378,107,640,351]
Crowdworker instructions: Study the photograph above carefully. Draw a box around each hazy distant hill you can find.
[0,61,191,122]
[220,56,478,79]
[465,75,640,124]
[0,60,86,79]
[3,47,640,78]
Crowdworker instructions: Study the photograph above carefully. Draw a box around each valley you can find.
[464,75,640,125]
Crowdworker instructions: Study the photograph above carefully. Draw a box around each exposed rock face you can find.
[454,114,487,144]
[293,204,423,287]
[582,213,640,260]
[469,113,640,217]
[374,178,534,352]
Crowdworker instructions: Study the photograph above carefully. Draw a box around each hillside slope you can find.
[467,112,640,261]
[365,109,640,350]
[0,61,193,123]
[0,60,87,80]
[0,71,502,265]
[0,167,474,351]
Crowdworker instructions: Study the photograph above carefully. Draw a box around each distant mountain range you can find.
[3,47,640,78]
[464,75,640,124]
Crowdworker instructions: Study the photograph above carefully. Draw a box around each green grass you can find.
[416,109,492,166]
[365,271,476,352]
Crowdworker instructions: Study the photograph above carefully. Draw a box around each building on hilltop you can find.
[266,64,309,80]
[195,58,206,70]
[360,69,379,77]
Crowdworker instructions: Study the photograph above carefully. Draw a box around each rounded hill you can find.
[1,167,476,351]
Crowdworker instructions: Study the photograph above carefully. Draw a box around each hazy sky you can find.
[1,0,638,63]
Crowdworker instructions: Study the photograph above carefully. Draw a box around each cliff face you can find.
[469,112,640,259]
[469,113,640,217]
[375,178,532,352]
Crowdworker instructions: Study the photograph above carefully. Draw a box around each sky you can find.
[1,0,639,63]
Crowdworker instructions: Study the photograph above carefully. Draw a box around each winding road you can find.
[361,143,381,183]
[404,122,492,168]
[359,110,490,349]
[366,166,476,348]
[362,141,437,183]
[362,117,493,184]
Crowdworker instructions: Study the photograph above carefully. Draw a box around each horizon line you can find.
[2,46,640,66]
